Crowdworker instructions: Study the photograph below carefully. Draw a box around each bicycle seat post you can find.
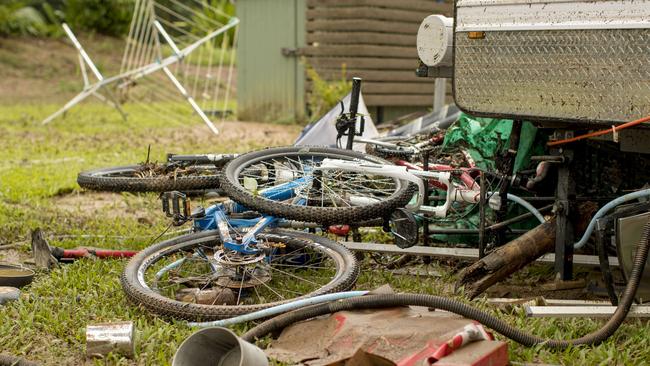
[346,77,362,150]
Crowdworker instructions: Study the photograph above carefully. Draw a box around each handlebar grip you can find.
[349,77,362,118]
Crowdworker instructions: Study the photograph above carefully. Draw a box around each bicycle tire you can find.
[372,145,418,160]
[219,146,416,224]
[121,229,359,320]
[77,165,219,193]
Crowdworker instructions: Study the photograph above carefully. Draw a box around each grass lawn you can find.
[1,103,649,365]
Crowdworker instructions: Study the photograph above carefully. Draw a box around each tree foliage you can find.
[0,1,238,38]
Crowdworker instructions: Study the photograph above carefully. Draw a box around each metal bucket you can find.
[172,327,268,366]
[86,321,135,358]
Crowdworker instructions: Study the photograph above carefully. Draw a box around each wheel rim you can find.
[232,152,404,209]
[137,233,347,309]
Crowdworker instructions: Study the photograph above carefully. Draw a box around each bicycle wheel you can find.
[121,229,359,320]
[77,163,219,193]
[219,146,416,224]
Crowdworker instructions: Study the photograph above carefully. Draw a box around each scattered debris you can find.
[173,327,267,366]
[455,218,557,299]
[31,228,138,270]
[31,228,58,270]
[0,264,35,288]
[539,279,587,292]
[265,306,508,366]
[175,288,236,305]
[0,286,20,305]
[0,243,23,251]
[390,266,441,278]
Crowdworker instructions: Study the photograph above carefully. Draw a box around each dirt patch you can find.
[53,191,153,220]
[0,36,125,104]
[0,248,29,265]
[148,120,302,152]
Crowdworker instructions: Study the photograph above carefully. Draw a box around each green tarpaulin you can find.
[442,113,541,173]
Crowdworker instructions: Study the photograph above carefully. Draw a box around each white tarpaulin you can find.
[294,92,378,151]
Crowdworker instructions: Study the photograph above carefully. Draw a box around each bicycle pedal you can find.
[161,191,190,225]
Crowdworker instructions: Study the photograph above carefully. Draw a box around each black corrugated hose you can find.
[243,218,650,349]
[0,354,38,366]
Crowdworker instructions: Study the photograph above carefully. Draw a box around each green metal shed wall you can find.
[237,0,306,122]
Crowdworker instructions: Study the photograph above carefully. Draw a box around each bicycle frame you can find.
[175,152,500,260]
[191,177,312,255]
[317,158,500,217]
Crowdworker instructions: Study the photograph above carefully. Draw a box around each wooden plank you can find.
[306,57,416,70]
[307,32,416,47]
[309,69,427,82]
[306,0,453,14]
[303,45,417,58]
[341,242,620,267]
[307,7,427,23]
[307,19,419,34]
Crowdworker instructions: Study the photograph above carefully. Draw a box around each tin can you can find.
[86,321,135,358]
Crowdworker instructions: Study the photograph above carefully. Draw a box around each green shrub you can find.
[0,1,48,36]
[63,0,134,37]
[191,0,236,47]
[305,61,351,121]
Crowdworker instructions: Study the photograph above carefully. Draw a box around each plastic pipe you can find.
[187,291,369,328]
[506,193,546,224]
[574,188,650,249]
[485,192,545,224]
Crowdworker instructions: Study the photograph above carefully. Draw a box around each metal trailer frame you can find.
[42,17,239,135]
[411,0,650,284]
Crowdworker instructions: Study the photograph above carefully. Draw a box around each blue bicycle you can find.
[121,146,414,320]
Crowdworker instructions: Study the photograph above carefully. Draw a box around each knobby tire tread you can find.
[120,229,359,321]
[77,165,219,193]
[219,146,417,224]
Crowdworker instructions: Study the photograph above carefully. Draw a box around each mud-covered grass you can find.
[0,103,301,365]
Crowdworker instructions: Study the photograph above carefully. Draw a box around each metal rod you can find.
[153,20,182,56]
[526,305,650,318]
[341,241,619,267]
[62,23,103,81]
[478,171,486,258]
[78,53,89,87]
[425,205,552,235]
[427,228,528,235]
[488,204,553,231]
[161,66,219,135]
[422,150,431,250]
[554,149,574,281]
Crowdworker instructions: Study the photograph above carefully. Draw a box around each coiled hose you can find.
[243,219,650,349]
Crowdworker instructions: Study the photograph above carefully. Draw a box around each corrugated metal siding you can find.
[237,0,305,122]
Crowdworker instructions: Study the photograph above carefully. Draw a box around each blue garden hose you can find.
[187,291,369,328]
[574,188,650,249]
[506,193,546,224]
